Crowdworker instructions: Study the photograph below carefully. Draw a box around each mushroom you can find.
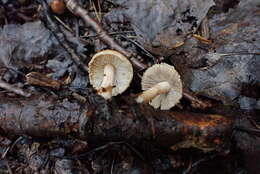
[88,50,133,100]
[136,63,182,110]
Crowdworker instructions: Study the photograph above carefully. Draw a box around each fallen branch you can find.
[0,93,233,151]
[64,0,147,70]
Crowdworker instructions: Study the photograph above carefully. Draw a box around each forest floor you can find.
[0,0,259,174]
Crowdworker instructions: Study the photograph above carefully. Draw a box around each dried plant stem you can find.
[183,88,212,109]
[64,0,147,70]
[0,79,31,97]
[40,0,89,73]
[200,16,210,39]
[26,72,61,90]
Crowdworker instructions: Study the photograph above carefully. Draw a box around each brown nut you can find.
[50,0,66,15]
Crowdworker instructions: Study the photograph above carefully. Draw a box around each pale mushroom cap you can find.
[141,63,183,110]
[88,50,133,97]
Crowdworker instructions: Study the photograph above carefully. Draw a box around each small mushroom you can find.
[136,63,182,110]
[88,50,133,100]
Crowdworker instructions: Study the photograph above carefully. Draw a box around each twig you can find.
[218,52,260,56]
[200,16,210,39]
[64,0,147,70]
[119,34,157,63]
[82,31,135,38]
[182,154,218,174]
[0,79,31,97]
[90,0,101,22]
[1,136,24,159]
[183,88,212,109]
[97,0,102,21]
[247,116,260,130]
[193,34,212,44]
[234,126,260,135]
[110,153,115,174]
[65,141,144,160]
[65,142,124,159]
[3,159,13,174]
[54,15,74,33]
[39,0,88,73]
[16,12,34,21]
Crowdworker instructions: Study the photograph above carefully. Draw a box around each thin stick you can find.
[64,0,147,70]
[54,15,74,33]
[183,88,212,109]
[3,160,13,174]
[90,0,101,22]
[40,0,88,73]
[97,0,102,20]
[82,31,135,38]
[200,16,210,39]
[119,34,157,63]
[0,79,31,97]
[193,34,212,44]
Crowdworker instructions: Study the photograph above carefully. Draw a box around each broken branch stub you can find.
[26,72,61,90]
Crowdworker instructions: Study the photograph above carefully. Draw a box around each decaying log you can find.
[0,93,233,151]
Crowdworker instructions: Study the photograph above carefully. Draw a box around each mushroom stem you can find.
[98,64,116,100]
[136,81,171,103]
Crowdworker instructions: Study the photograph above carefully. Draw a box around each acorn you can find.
[50,0,66,15]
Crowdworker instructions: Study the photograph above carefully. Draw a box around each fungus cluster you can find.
[88,50,182,110]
